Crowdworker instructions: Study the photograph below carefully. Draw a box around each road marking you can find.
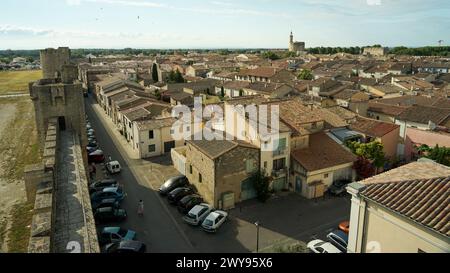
[86,99,195,251]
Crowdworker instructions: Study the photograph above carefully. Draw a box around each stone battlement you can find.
[25,120,99,253]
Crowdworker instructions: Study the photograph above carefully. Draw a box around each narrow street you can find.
[85,98,195,253]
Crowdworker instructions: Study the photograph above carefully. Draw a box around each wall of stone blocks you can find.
[26,119,58,253]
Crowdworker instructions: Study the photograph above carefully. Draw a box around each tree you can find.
[152,63,159,82]
[249,170,271,202]
[353,156,375,179]
[297,69,313,80]
[174,69,185,83]
[347,141,386,169]
[261,51,280,60]
[418,144,450,166]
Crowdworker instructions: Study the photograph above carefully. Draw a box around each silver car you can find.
[183,203,212,226]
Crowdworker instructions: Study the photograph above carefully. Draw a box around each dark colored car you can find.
[88,150,105,163]
[326,229,348,253]
[91,198,120,211]
[328,180,350,196]
[103,240,146,253]
[89,179,118,194]
[158,175,188,196]
[87,142,98,149]
[94,207,127,223]
[167,187,194,205]
[177,194,203,214]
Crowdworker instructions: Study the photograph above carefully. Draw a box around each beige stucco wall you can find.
[360,202,450,253]
[379,127,400,160]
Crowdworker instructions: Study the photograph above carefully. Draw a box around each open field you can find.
[0,94,41,252]
[0,70,42,95]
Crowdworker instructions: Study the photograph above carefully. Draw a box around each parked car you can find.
[87,142,98,149]
[201,210,228,233]
[167,187,194,205]
[94,207,127,223]
[159,175,188,196]
[183,203,213,226]
[87,146,97,154]
[326,230,348,252]
[88,149,105,163]
[88,136,96,143]
[105,160,121,174]
[91,198,120,211]
[307,239,342,253]
[90,186,125,203]
[339,221,350,234]
[98,227,136,245]
[89,179,118,194]
[328,180,350,196]
[177,194,203,214]
[86,123,92,129]
[87,128,95,134]
[103,240,146,253]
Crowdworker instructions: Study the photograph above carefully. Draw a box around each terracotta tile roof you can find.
[397,105,450,125]
[268,99,324,136]
[360,176,450,237]
[237,67,279,78]
[291,132,357,171]
[360,160,450,185]
[222,80,251,90]
[368,101,409,117]
[349,116,399,138]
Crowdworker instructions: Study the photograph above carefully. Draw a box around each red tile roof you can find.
[350,117,399,138]
[360,176,450,237]
[291,132,357,171]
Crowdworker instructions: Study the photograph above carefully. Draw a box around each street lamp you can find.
[255,221,260,253]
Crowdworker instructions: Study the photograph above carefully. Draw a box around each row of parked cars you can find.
[307,221,350,253]
[159,175,228,233]
[85,115,146,253]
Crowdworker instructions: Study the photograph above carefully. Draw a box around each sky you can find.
[1,0,449,49]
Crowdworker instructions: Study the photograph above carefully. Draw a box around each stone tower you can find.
[30,47,87,149]
[40,47,71,79]
[288,32,306,53]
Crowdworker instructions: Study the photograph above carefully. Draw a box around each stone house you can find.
[185,138,260,209]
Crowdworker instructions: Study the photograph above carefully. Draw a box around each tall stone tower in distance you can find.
[29,47,87,149]
[288,31,306,53]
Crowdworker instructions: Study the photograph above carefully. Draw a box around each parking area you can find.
[85,98,351,253]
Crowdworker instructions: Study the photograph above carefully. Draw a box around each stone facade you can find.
[185,141,259,209]
[289,32,305,53]
[25,48,99,253]
[363,47,387,56]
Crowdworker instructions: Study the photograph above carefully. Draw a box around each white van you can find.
[105,160,121,174]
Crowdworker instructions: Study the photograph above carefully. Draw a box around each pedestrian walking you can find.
[137,200,144,216]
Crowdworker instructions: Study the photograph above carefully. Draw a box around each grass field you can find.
[0,70,42,95]
[7,202,33,253]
